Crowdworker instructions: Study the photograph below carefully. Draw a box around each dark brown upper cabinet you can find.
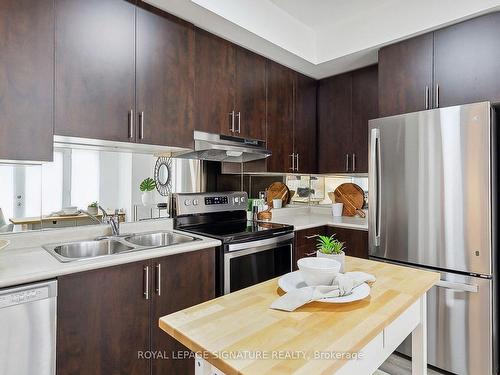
[266,61,295,173]
[294,73,318,174]
[318,66,378,174]
[378,33,433,117]
[228,66,317,175]
[234,47,267,140]
[434,12,500,108]
[195,29,236,136]
[0,0,54,161]
[55,0,136,143]
[195,29,266,140]
[379,11,500,116]
[318,73,352,174]
[136,4,195,148]
[351,65,378,173]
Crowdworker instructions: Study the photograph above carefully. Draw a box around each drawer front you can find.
[295,226,329,248]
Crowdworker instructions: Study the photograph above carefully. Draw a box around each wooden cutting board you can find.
[266,182,290,208]
[333,183,366,218]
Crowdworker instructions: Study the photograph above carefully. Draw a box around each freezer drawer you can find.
[398,272,494,375]
[0,280,57,375]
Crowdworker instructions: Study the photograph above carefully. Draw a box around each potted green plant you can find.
[316,235,346,272]
[87,201,98,215]
[140,177,156,206]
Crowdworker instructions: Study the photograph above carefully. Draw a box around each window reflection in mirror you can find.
[1,148,202,234]
[0,163,42,233]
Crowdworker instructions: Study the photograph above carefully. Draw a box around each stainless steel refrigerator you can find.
[368,101,498,375]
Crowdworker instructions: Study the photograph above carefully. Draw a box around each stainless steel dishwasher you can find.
[0,280,57,375]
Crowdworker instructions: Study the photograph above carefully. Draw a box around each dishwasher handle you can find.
[0,280,57,309]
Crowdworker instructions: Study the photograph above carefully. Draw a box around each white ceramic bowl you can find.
[297,257,341,286]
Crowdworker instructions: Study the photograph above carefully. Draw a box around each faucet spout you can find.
[98,206,120,236]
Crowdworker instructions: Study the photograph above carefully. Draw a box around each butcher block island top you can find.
[159,257,439,375]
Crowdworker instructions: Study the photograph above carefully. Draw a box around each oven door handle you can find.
[227,232,294,252]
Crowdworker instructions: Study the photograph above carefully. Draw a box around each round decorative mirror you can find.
[154,156,172,196]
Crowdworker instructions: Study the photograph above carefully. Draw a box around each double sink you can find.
[43,230,199,263]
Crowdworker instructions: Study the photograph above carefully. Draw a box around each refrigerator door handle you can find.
[435,279,479,293]
[370,128,381,246]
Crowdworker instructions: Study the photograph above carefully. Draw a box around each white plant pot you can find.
[87,206,98,215]
[141,191,154,206]
[316,250,345,273]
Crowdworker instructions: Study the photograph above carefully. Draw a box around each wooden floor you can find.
[376,353,445,375]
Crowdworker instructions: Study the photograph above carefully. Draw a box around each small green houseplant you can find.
[316,235,346,272]
[87,201,98,215]
[140,177,156,206]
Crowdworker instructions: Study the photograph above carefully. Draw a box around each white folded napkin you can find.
[270,271,376,312]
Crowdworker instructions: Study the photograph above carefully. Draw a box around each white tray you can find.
[278,271,371,303]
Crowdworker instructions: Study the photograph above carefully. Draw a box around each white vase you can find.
[87,206,98,215]
[317,250,345,273]
[141,191,154,206]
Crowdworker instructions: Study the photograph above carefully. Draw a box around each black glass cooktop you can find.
[182,220,293,244]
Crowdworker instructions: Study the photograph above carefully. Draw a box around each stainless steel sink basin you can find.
[44,240,134,262]
[123,231,198,248]
[43,230,199,263]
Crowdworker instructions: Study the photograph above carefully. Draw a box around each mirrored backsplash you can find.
[286,175,368,206]
[0,148,202,233]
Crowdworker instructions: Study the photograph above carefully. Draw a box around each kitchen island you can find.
[159,257,438,374]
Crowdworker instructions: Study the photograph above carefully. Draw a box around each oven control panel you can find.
[205,196,229,205]
[173,192,248,216]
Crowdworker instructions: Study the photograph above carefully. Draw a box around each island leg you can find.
[411,293,427,375]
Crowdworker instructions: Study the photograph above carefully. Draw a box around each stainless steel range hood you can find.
[175,131,271,163]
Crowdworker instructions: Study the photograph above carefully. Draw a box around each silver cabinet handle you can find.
[435,84,440,108]
[352,153,356,172]
[369,128,381,247]
[128,109,134,139]
[236,111,241,133]
[345,154,350,172]
[143,265,149,300]
[425,86,429,109]
[289,153,295,171]
[139,111,144,140]
[229,111,235,132]
[155,263,161,296]
[435,280,478,293]
[295,153,299,172]
[304,234,319,239]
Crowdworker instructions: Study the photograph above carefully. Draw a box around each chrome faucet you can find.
[99,206,120,236]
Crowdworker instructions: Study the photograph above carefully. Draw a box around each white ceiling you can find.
[146,0,500,79]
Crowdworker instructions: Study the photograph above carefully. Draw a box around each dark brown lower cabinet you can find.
[57,248,215,375]
[151,250,215,375]
[327,227,368,259]
[57,261,151,375]
[293,226,368,270]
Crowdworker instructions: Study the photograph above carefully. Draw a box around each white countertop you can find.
[0,219,221,289]
[269,206,368,231]
[0,208,366,289]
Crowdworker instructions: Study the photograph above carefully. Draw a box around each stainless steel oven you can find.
[172,192,295,297]
[224,232,293,294]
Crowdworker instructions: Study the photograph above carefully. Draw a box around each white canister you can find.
[331,203,343,217]
[272,199,283,209]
